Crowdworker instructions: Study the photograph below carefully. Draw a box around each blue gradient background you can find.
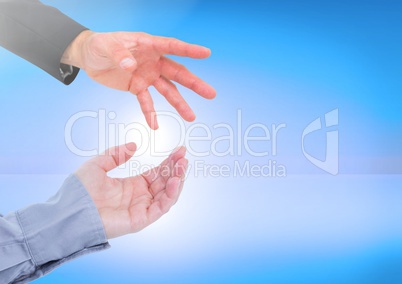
[1,0,402,283]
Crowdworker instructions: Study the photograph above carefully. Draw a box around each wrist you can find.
[61,30,95,69]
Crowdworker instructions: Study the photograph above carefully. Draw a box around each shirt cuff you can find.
[15,174,110,281]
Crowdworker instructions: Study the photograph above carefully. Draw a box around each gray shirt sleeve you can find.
[0,174,110,284]
[0,0,88,85]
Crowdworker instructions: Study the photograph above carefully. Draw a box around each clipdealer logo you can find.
[64,109,339,177]
[302,109,339,175]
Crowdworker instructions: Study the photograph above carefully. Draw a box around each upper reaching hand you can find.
[62,31,216,129]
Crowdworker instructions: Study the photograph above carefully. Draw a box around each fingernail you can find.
[151,113,159,130]
[126,142,137,152]
[120,58,136,69]
[172,146,183,154]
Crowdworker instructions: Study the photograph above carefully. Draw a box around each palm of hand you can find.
[83,32,161,94]
[75,144,187,239]
[85,170,155,239]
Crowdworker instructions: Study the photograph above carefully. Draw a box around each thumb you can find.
[94,142,137,172]
[112,47,137,71]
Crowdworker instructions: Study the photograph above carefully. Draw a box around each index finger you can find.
[153,36,211,59]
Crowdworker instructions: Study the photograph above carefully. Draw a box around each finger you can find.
[146,177,181,224]
[147,157,188,198]
[176,158,188,197]
[173,157,189,178]
[153,76,196,122]
[176,175,186,204]
[161,57,216,99]
[172,158,187,202]
[137,89,159,130]
[153,36,211,59]
[141,146,186,185]
[92,142,137,172]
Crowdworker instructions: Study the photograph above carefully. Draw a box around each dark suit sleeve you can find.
[0,0,88,85]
